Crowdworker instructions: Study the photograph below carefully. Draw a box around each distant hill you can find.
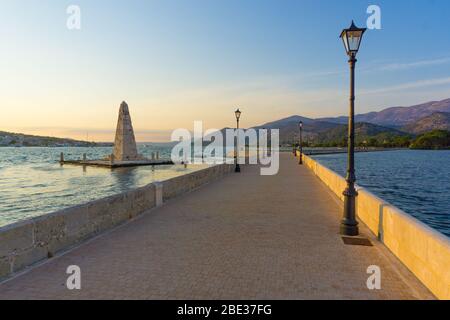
[315,123,409,147]
[248,98,450,145]
[253,115,316,128]
[0,131,110,147]
[253,115,341,144]
[251,116,408,146]
[253,115,339,131]
[402,112,450,134]
[318,98,450,128]
[316,116,348,124]
[410,130,450,150]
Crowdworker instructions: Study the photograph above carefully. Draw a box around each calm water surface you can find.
[313,150,450,237]
[0,146,208,227]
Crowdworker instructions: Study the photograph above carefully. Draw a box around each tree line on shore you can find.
[296,130,450,150]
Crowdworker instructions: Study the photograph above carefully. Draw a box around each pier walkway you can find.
[0,153,433,299]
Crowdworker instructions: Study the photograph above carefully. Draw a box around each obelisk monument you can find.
[112,101,142,161]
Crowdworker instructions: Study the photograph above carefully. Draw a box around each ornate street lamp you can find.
[339,21,366,236]
[234,108,242,173]
[298,121,303,165]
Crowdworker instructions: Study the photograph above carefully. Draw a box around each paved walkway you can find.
[0,153,434,299]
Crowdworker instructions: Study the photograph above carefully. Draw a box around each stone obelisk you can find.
[112,101,141,161]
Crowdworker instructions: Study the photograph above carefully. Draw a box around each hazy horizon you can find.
[2,0,450,142]
[3,96,449,143]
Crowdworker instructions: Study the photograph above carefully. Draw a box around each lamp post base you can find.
[340,223,359,236]
[235,165,241,173]
[340,189,359,236]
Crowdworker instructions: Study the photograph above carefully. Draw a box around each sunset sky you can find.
[2,0,450,142]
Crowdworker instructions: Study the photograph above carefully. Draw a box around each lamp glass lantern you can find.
[340,21,366,56]
[235,109,242,121]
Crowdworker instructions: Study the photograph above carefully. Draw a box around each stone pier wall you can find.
[0,164,233,281]
[298,151,450,299]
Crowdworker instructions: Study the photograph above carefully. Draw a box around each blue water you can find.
[0,145,208,227]
[312,150,450,237]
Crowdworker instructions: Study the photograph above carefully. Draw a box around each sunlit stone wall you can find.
[299,151,450,300]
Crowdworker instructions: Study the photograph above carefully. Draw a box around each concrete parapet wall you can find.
[0,164,233,281]
[299,151,450,299]
[162,164,233,201]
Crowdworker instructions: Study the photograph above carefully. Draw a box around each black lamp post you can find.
[339,21,366,236]
[298,121,303,165]
[262,127,267,158]
[234,108,242,173]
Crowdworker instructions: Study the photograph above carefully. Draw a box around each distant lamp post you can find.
[234,108,242,173]
[339,21,366,236]
[298,121,303,165]
[262,127,267,159]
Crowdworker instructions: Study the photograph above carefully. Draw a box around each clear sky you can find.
[1,0,450,142]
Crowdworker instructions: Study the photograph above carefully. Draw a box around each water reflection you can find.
[0,146,209,227]
[110,167,139,193]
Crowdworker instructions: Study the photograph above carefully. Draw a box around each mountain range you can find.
[254,98,450,145]
[402,112,450,134]
[2,99,449,147]
[317,98,450,127]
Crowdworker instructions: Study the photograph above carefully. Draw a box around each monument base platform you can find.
[61,159,174,168]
